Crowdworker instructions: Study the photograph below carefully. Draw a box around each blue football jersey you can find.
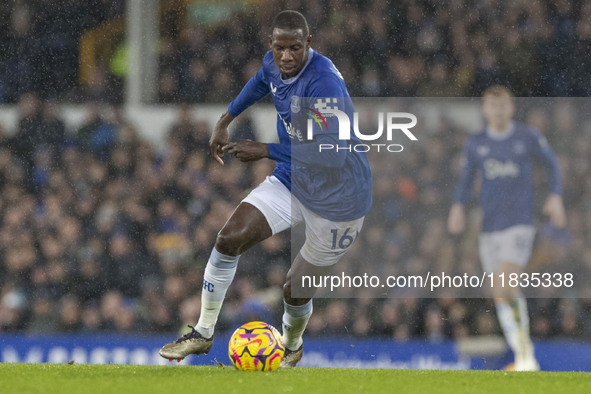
[228,49,372,221]
[453,122,562,232]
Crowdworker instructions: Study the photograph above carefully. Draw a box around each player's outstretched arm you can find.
[542,194,567,228]
[210,112,234,165]
[530,131,566,227]
[215,65,270,165]
[447,203,466,235]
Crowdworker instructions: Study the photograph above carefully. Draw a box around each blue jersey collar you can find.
[280,49,314,85]
[486,122,515,140]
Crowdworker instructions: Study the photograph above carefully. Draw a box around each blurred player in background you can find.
[159,10,372,368]
[448,85,566,371]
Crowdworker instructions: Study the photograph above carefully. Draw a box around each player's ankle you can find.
[196,324,214,338]
[284,337,303,351]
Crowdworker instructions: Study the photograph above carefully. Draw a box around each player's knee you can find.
[283,280,302,305]
[215,228,245,256]
[283,280,310,306]
[283,280,292,301]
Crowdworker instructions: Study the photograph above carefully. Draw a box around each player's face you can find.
[482,95,515,130]
[270,28,311,78]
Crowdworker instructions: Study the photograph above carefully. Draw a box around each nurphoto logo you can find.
[305,98,419,153]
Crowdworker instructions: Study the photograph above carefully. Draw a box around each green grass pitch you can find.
[0,363,589,394]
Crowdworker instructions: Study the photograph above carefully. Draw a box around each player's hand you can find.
[543,194,567,228]
[210,112,234,165]
[223,140,269,162]
[447,204,466,235]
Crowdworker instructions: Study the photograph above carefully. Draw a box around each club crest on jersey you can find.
[477,146,490,156]
[513,141,525,155]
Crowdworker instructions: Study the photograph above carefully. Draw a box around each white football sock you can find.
[496,297,532,360]
[196,248,239,338]
[496,299,520,352]
[515,297,534,359]
[282,299,313,351]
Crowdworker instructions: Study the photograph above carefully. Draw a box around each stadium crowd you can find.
[156,0,591,101]
[0,0,125,104]
[2,0,591,103]
[0,93,590,340]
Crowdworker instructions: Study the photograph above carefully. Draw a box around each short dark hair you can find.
[272,10,309,37]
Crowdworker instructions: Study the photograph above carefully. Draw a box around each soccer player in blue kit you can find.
[448,85,566,371]
[160,11,372,368]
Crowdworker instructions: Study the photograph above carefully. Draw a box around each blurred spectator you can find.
[77,102,103,151]
[11,93,42,181]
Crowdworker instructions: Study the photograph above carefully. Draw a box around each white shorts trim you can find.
[241,176,364,266]
[478,225,536,273]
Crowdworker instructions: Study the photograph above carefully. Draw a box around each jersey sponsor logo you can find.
[483,158,520,179]
[278,112,304,142]
[270,82,277,95]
